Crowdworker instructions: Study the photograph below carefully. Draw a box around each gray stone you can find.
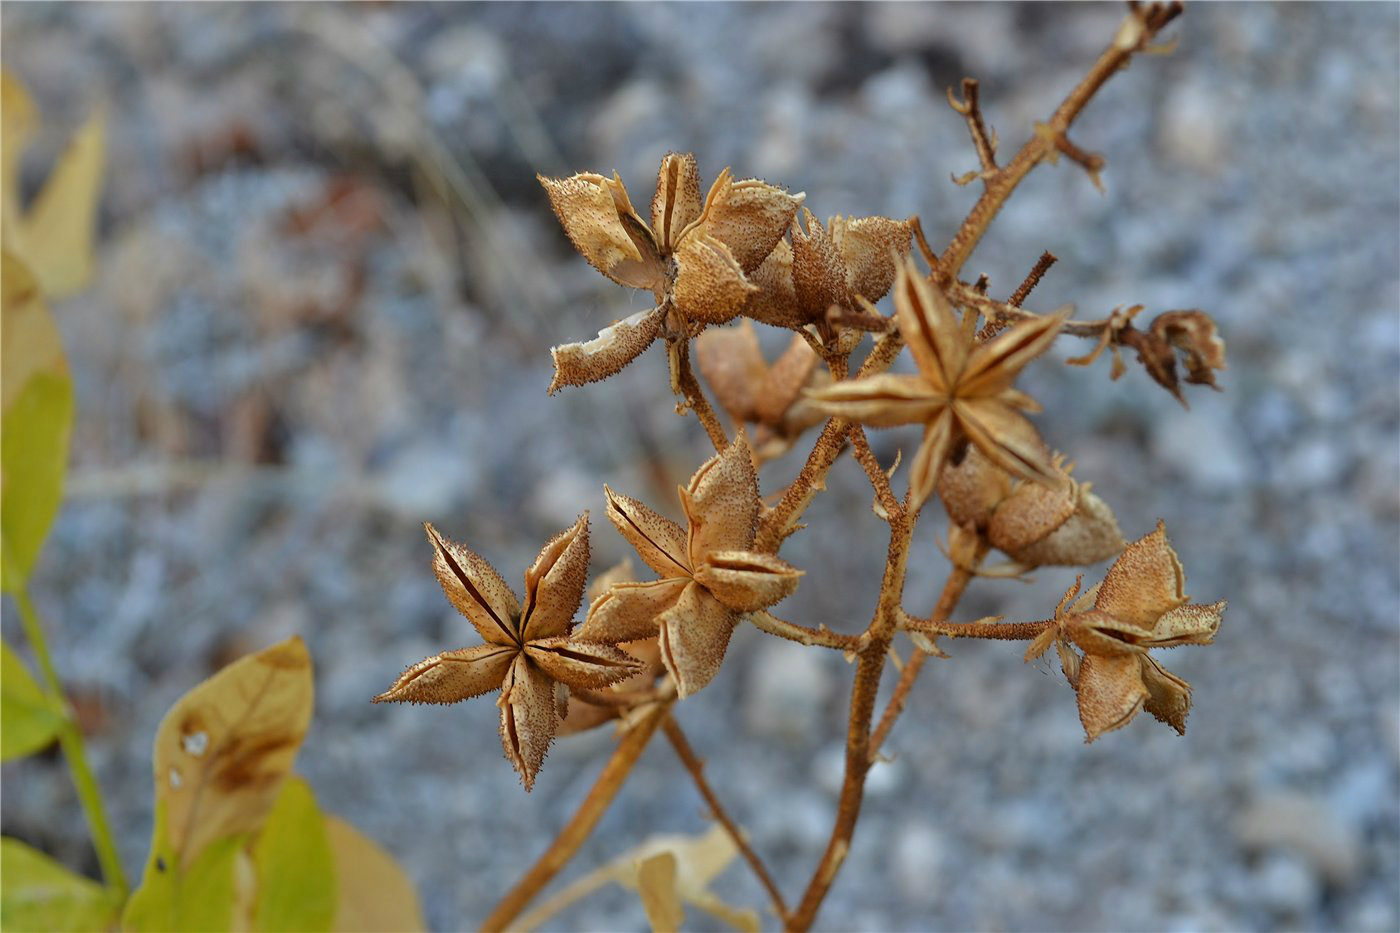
[1235,792,1364,887]
[1151,406,1252,493]
[890,822,947,906]
[1250,851,1321,916]
[742,637,833,741]
[1159,77,1230,173]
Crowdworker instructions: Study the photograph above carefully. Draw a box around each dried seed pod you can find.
[580,435,802,696]
[376,516,643,790]
[540,155,802,389]
[1028,522,1226,741]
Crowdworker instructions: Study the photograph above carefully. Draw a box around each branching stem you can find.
[12,587,127,898]
[674,338,730,454]
[849,426,901,521]
[661,716,789,921]
[935,3,1183,284]
[479,701,671,932]
[948,78,999,181]
[788,510,914,930]
[868,550,984,761]
[755,332,904,553]
[747,610,860,651]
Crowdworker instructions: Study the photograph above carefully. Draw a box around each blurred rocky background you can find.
[2,3,1397,930]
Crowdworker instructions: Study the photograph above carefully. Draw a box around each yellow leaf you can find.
[0,72,37,224]
[1,252,73,592]
[0,69,105,298]
[152,636,313,871]
[1,250,67,411]
[635,851,684,933]
[323,816,426,933]
[0,836,119,932]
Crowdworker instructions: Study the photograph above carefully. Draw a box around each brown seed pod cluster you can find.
[376,6,1228,929]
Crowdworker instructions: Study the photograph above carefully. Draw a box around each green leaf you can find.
[0,372,73,593]
[1,252,74,593]
[0,836,119,932]
[252,777,335,933]
[1,638,65,760]
[122,803,243,933]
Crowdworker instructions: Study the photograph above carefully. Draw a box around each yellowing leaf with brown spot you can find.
[1,250,67,411]
[324,816,426,932]
[0,70,105,298]
[152,636,313,871]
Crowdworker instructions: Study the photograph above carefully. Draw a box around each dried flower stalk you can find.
[375,4,1230,929]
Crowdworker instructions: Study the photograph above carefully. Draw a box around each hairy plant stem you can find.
[479,701,671,932]
[948,281,1114,338]
[907,616,1053,642]
[12,587,128,897]
[936,3,1182,285]
[788,510,915,931]
[661,715,789,921]
[868,551,985,759]
[747,610,859,651]
[755,332,904,553]
[675,339,730,454]
[849,425,901,521]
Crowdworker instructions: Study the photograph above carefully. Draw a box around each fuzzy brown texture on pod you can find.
[939,446,1125,568]
[1026,522,1226,742]
[540,153,802,393]
[578,434,802,696]
[807,256,1067,509]
[744,209,912,331]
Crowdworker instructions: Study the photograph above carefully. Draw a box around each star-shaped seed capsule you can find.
[806,256,1068,510]
[578,435,802,697]
[1025,521,1226,742]
[540,152,802,393]
[375,516,642,790]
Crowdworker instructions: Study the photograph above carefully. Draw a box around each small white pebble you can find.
[168,767,182,789]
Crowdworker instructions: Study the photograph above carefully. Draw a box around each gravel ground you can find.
[3,3,1397,931]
